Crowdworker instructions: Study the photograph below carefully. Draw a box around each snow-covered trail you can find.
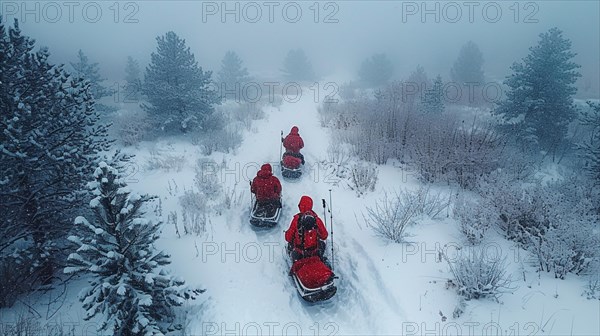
[183,91,405,335]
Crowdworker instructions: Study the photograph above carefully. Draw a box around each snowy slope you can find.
[2,85,598,336]
[135,89,598,335]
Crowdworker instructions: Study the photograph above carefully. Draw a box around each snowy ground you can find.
[2,85,599,336]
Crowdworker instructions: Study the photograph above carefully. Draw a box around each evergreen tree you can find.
[579,101,600,184]
[71,49,110,99]
[451,41,485,106]
[358,53,394,87]
[281,48,316,82]
[217,50,251,98]
[421,75,445,114]
[124,56,142,101]
[0,19,110,305]
[494,28,581,152]
[142,31,220,133]
[408,65,430,95]
[450,41,485,85]
[66,162,201,335]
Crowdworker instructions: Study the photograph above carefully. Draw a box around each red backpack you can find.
[297,213,318,252]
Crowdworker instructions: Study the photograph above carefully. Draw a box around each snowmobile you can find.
[281,152,303,179]
[286,245,337,303]
[249,196,282,228]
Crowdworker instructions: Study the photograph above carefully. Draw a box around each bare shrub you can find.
[364,191,419,243]
[475,172,550,244]
[320,81,506,187]
[584,259,600,300]
[112,109,149,147]
[179,190,208,236]
[453,195,494,245]
[530,214,598,279]
[407,117,506,189]
[146,146,187,172]
[223,183,245,210]
[0,255,34,308]
[407,186,450,219]
[325,142,352,178]
[348,162,378,197]
[0,311,42,335]
[194,158,223,198]
[194,127,243,155]
[230,102,265,130]
[188,106,246,154]
[443,247,512,301]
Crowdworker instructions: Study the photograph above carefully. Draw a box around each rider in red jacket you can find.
[282,126,305,168]
[251,163,282,207]
[285,195,328,260]
[283,126,304,153]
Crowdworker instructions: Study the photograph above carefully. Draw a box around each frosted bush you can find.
[179,190,209,236]
[444,247,512,300]
[145,147,187,172]
[453,195,495,245]
[364,190,418,243]
[348,162,378,197]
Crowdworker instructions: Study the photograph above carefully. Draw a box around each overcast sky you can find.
[4,0,599,97]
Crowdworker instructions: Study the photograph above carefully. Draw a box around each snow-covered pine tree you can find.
[579,101,600,184]
[217,51,251,100]
[420,75,444,114]
[0,18,110,304]
[124,56,142,101]
[142,31,220,134]
[358,53,394,88]
[66,162,201,335]
[71,49,110,99]
[494,28,581,153]
[281,48,316,82]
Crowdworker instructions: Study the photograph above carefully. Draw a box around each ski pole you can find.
[322,199,327,227]
[279,130,283,161]
[329,189,334,272]
[249,180,253,210]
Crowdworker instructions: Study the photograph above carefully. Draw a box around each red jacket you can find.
[251,164,282,201]
[283,126,304,153]
[285,196,328,253]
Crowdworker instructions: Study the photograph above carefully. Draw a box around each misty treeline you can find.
[321,28,600,298]
[0,20,212,334]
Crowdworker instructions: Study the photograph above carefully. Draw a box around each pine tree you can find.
[281,48,315,82]
[71,49,110,99]
[124,56,142,101]
[451,41,485,106]
[358,53,394,88]
[579,101,600,184]
[421,75,445,114]
[494,28,581,152]
[66,162,201,335]
[142,31,220,133]
[408,65,430,95]
[450,41,485,85]
[217,51,251,98]
[0,19,110,304]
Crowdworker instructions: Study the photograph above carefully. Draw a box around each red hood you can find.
[298,195,313,213]
[290,126,299,135]
[257,163,272,178]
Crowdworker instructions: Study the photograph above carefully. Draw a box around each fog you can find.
[5,0,600,97]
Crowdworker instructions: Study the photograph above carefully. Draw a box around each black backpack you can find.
[297,213,318,251]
